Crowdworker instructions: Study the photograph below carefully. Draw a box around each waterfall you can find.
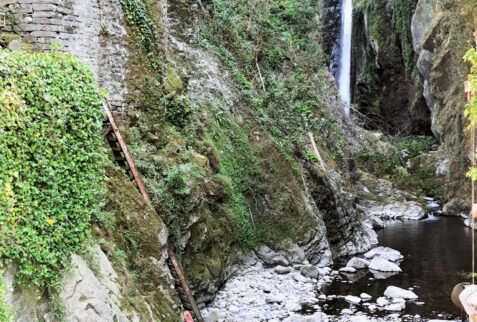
[338,0,353,117]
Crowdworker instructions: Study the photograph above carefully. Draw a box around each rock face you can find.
[3,246,176,321]
[59,251,129,322]
[357,171,426,221]
[410,0,477,201]
[350,0,431,135]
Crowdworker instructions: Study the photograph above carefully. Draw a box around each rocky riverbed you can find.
[201,246,427,322]
[201,197,471,322]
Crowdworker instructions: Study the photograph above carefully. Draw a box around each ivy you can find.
[464,48,477,181]
[0,49,106,290]
[119,0,161,59]
[395,0,418,74]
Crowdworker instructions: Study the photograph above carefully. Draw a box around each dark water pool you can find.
[322,216,476,320]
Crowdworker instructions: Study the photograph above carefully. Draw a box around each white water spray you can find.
[338,0,353,117]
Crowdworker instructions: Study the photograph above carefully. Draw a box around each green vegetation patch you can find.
[0,49,106,290]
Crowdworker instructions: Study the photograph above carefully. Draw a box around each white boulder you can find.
[360,293,372,301]
[346,257,370,269]
[385,302,405,311]
[345,295,361,304]
[364,247,403,262]
[384,286,418,299]
[339,267,357,273]
[376,297,389,306]
[369,257,402,272]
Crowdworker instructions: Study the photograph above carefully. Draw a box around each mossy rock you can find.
[164,66,183,97]
[102,166,182,320]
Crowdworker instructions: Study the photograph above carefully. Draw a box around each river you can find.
[322,216,474,320]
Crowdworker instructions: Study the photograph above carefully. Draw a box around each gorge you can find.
[0,0,476,321]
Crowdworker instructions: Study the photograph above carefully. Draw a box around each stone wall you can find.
[0,0,129,111]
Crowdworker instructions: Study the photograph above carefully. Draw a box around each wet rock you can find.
[376,297,389,306]
[385,302,406,311]
[369,257,402,272]
[443,198,470,217]
[364,247,403,262]
[369,269,400,280]
[346,257,370,269]
[384,286,418,299]
[339,267,357,273]
[299,265,319,279]
[345,295,361,304]
[341,308,353,315]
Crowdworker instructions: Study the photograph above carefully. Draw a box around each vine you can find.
[0,49,106,291]
[395,0,418,74]
[464,47,477,179]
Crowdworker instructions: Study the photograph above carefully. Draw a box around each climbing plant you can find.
[464,47,477,180]
[0,49,106,290]
[395,0,418,74]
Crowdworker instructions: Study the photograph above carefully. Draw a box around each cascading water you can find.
[337,0,353,117]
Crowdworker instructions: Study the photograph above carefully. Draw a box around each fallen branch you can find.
[307,132,326,171]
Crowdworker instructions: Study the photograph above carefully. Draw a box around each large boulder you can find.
[300,265,320,279]
[443,198,470,217]
[384,286,418,300]
[357,171,426,221]
[281,244,306,265]
[346,257,370,270]
[255,245,289,267]
[368,257,402,272]
[364,247,403,262]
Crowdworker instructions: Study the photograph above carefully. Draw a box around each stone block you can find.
[13,23,42,31]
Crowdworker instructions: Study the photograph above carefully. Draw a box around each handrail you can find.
[102,101,203,321]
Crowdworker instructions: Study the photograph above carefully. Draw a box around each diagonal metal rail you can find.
[101,101,203,322]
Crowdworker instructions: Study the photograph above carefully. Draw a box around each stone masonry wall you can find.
[0,0,129,111]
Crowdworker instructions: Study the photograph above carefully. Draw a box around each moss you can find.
[164,66,184,96]
[0,32,19,44]
[98,166,181,321]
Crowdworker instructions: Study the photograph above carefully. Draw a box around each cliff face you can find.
[2,0,473,319]
[340,0,476,208]
[347,0,431,134]
[0,0,384,318]
[410,0,476,207]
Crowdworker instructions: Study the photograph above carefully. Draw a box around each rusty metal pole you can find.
[466,80,476,322]
[167,244,204,322]
[102,101,152,204]
[102,101,202,321]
